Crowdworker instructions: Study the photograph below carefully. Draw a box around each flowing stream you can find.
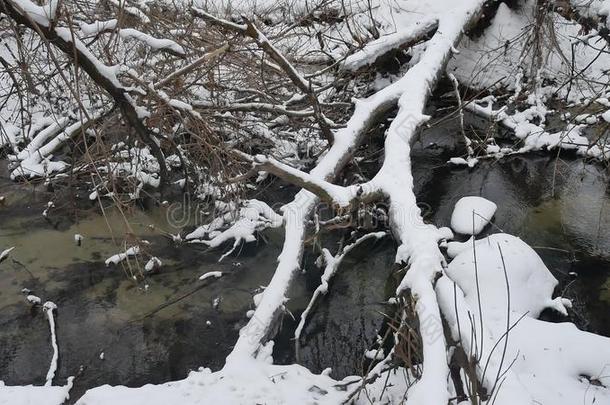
[0,114,609,401]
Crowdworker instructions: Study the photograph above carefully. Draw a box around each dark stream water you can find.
[0,166,302,401]
[0,114,609,401]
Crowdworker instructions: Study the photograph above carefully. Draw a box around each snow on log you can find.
[199,271,222,281]
[223,8,488,392]
[192,199,283,262]
[253,155,361,206]
[43,301,59,386]
[9,0,58,26]
[467,99,610,161]
[360,1,487,403]
[16,117,70,161]
[11,112,105,179]
[78,21,185,56]
[0,246,15,263]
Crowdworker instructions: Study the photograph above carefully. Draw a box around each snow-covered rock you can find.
[450,196,497,235]
[446,233,567,318]
[26,294,42,305]
[437,233,610,405]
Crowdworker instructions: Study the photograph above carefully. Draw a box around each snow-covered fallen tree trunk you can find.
[355,2,487,402]
[63,0,479,402]
[236,2,487,403]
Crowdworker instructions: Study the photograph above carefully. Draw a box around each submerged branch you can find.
[294,231,387,360]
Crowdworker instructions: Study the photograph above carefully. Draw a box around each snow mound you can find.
[446,233,564,318]
[445,236,474,258]
[437,232,610,405]
[450,196,497,235]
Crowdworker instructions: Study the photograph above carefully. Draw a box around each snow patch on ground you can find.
[0,379,74,405]
[75,350,353,405]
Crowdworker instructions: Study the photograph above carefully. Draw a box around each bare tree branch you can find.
[1,0,170,188]
[193,8,335,144]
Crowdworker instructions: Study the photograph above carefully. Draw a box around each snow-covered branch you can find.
[467,98,610,160]
[3,0,169,184]
[11,111,106,179]
[343,18,439,71]
[42,301,58,387]
[252,155,362,206]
